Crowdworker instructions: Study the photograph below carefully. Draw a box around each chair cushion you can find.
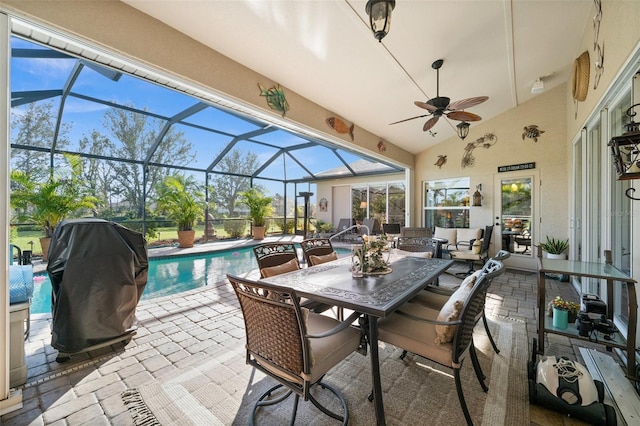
[378,304,454,367]
[306,313,361,383]
[260,258,300,277]
[396,249,433,258]
[9,265,34,305]
[434,227,457,244]
[456,228,483,248]
[308,251,338,266]
[434,274,477,344]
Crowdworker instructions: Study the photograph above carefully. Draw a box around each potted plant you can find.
[539,236,569,259]
[10,154,99,260]
[239,188,273,240]
[155,175,205,248]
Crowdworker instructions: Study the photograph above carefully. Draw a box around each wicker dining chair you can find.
[376,260,505,425]
[300,238,338,266]
[409,257,508,355]
[228,274,363,425]
[252,243,301,278]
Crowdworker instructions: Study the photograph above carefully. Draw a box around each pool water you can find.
[30,245,350,314]
[31,246,257,314]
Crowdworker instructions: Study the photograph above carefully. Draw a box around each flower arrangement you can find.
[353,235,390,274]
[550,296,580,316]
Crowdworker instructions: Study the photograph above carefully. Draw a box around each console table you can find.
[537,249,638,382]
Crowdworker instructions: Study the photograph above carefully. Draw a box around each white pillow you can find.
[396,249,433,259]
[435,274,477,344]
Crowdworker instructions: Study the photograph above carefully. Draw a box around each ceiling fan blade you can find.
[422,116,439,132]
[414,101,439,112]
[447,96,489,111]
[389,114,430,125]
[447,111,482,122]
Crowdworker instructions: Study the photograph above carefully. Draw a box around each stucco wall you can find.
[415,84,568,243]
[567,0,640,139]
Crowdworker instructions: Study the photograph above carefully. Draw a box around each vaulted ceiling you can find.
[124,0,593,154]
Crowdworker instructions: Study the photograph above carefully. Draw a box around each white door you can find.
[494,171,539,270]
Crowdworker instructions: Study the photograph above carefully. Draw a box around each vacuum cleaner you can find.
[528,338,616,425]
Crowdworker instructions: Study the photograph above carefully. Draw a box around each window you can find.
[350,181,405,225]
[423,177,470,228]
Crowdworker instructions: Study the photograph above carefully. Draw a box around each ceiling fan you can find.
[390,59,488,132]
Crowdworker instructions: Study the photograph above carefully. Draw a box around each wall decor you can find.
[522,125,545,142]
[572,51,590,102]
[377,140,387,152]
[258,83,290,117]
[461,133,497,168]
[592,0,604,90]
[434,155,447,169]
[319,197,328,212]
[326,117,355,141]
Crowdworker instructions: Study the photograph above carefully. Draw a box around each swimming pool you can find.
[30,245,349,314]
[31,246,258,314]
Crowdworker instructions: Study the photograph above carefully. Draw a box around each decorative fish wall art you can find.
[258,83,290,117]
[326,117,354,141]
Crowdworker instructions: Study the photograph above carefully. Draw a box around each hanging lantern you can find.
[365,0,396,42]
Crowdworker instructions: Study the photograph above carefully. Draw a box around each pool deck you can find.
[2,236,607,425]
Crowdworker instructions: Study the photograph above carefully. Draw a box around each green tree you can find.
[103,107,195,217]
[210,149,262,217]
[10,101,70,181]
[78,130,120,211]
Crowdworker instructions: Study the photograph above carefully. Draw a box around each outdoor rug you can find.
[122,315,529,425]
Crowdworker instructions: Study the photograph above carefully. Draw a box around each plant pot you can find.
[252,226,266,240]
[39,237,51,262]
[546,253,567,260]
[552,307,569,330]
[177,230,196,248]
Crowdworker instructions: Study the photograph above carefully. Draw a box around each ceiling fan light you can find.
[365,0,395,42]
[457,121,470,140]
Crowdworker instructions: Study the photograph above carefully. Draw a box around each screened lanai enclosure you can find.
[9,28,404,248]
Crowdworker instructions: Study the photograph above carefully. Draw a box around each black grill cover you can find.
[47,219,148,353]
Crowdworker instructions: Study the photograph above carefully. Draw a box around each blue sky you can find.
[10,36,382,199]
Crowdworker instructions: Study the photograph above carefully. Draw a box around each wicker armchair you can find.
[410,257,508,356]
[300,238,338,266]
[228,274,362,425]
[377,260,505,425]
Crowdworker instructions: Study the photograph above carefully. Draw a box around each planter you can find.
[252,226,266,240]
[177,230,196,248]
[552,307,569,330]
[546,253,567,260]
[39,237,51,262]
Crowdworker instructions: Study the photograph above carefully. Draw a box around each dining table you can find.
[259,254,454,425]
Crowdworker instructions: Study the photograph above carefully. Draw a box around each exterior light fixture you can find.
[531,78,544,94]
[608,103,640,199]
[457,121,470,140]
[365,0,395,42]
[472,184,482,207]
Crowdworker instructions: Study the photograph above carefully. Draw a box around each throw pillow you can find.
[260,258,300,278]
[434,274,477,344]
[308,251,338,265]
